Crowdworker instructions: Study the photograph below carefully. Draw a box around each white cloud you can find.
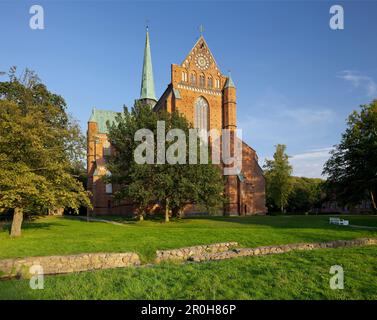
[237,89,339,178]
[260,147,332,179]
[289,147,333,178]
[281,108,334,125]
[338,70,377,97]
[238,101,335,147]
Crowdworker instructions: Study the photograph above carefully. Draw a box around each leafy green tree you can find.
[0,68,90,236]
[105,101,158,221]
[107,101,225,222]
[264,144,293,213]
[287,177,324,213]
[323,100,377,212]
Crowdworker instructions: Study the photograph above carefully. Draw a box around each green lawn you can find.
[1,246,376,299]
[1,214,377,300]
[0,215,377,262]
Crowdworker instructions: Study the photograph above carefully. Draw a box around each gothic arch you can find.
[190,71,197,85]
[194,96,209,132]
[199,73,205,87]
[207,75,213,88]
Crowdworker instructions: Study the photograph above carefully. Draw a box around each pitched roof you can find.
[88,107,120,133]
[224,74,236,88]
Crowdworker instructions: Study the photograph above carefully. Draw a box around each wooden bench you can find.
[329,217,349,226]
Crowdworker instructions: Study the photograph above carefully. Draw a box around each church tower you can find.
[223,74,236,130]
[222,74,239,215]
[139,27,157,107]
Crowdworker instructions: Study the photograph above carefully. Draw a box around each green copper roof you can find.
[224,74,236,88]
[89,107,119,133]
[140,29,157,101]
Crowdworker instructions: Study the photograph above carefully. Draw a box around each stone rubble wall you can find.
[1,238,376,279]
[0,252,140,279]
[188,238,377,262]
[155,242,239,263]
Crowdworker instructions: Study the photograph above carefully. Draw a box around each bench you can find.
[329,217,349,226]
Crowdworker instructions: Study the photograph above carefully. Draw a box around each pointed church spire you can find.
[140,26,157,104]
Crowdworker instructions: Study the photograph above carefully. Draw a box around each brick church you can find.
[87,29,266,216]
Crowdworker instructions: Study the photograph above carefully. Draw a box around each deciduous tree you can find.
[323,100,377,212]
[264,144,293,213]
[0,68,90,236]
[107,101,225,221]
[287,177,324,213]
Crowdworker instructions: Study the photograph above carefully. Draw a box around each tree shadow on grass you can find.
[271,228,377,244]
[62,215,139,226]
[181,215,327,228]
[180,215,377,232]
[1,219,67,234]
[59,214,377,238]
[63,214,187,225]
[63,213,352,231]
[22,221,66,230]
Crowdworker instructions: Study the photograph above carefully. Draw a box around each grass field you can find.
[1,215,377,262]
[1,246,377,299]
[0,214,377,299]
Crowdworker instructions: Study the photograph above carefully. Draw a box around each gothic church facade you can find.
[87,30,266,216]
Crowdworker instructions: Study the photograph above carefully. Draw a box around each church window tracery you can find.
[199,74,205,87]
[194,96,209,132]
[182,71,188,82]
[207,76,213,88]
[215,78,220,89]
[190,72,196,85]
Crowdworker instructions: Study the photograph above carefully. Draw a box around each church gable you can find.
[181,36,220,74]
[170,36,227,92]
[165,35,229,134]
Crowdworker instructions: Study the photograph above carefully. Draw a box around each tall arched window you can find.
[199,74,205,87]
[182,71,188,82]
[195,96,209,132]
[207,76,213,88]
[190,72,196,85]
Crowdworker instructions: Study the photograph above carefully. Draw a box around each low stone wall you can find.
[1,238,376,279]
[188,238,377,262]
[0,252,140,278]
[155,242,238,263]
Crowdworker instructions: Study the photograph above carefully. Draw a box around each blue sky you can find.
[1,0,377,178]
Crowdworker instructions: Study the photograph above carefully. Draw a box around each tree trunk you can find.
[10,207,23,237]
[370,190,377,213]
[165,198,170,223]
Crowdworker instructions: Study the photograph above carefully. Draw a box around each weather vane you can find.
[145,18,150,31]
